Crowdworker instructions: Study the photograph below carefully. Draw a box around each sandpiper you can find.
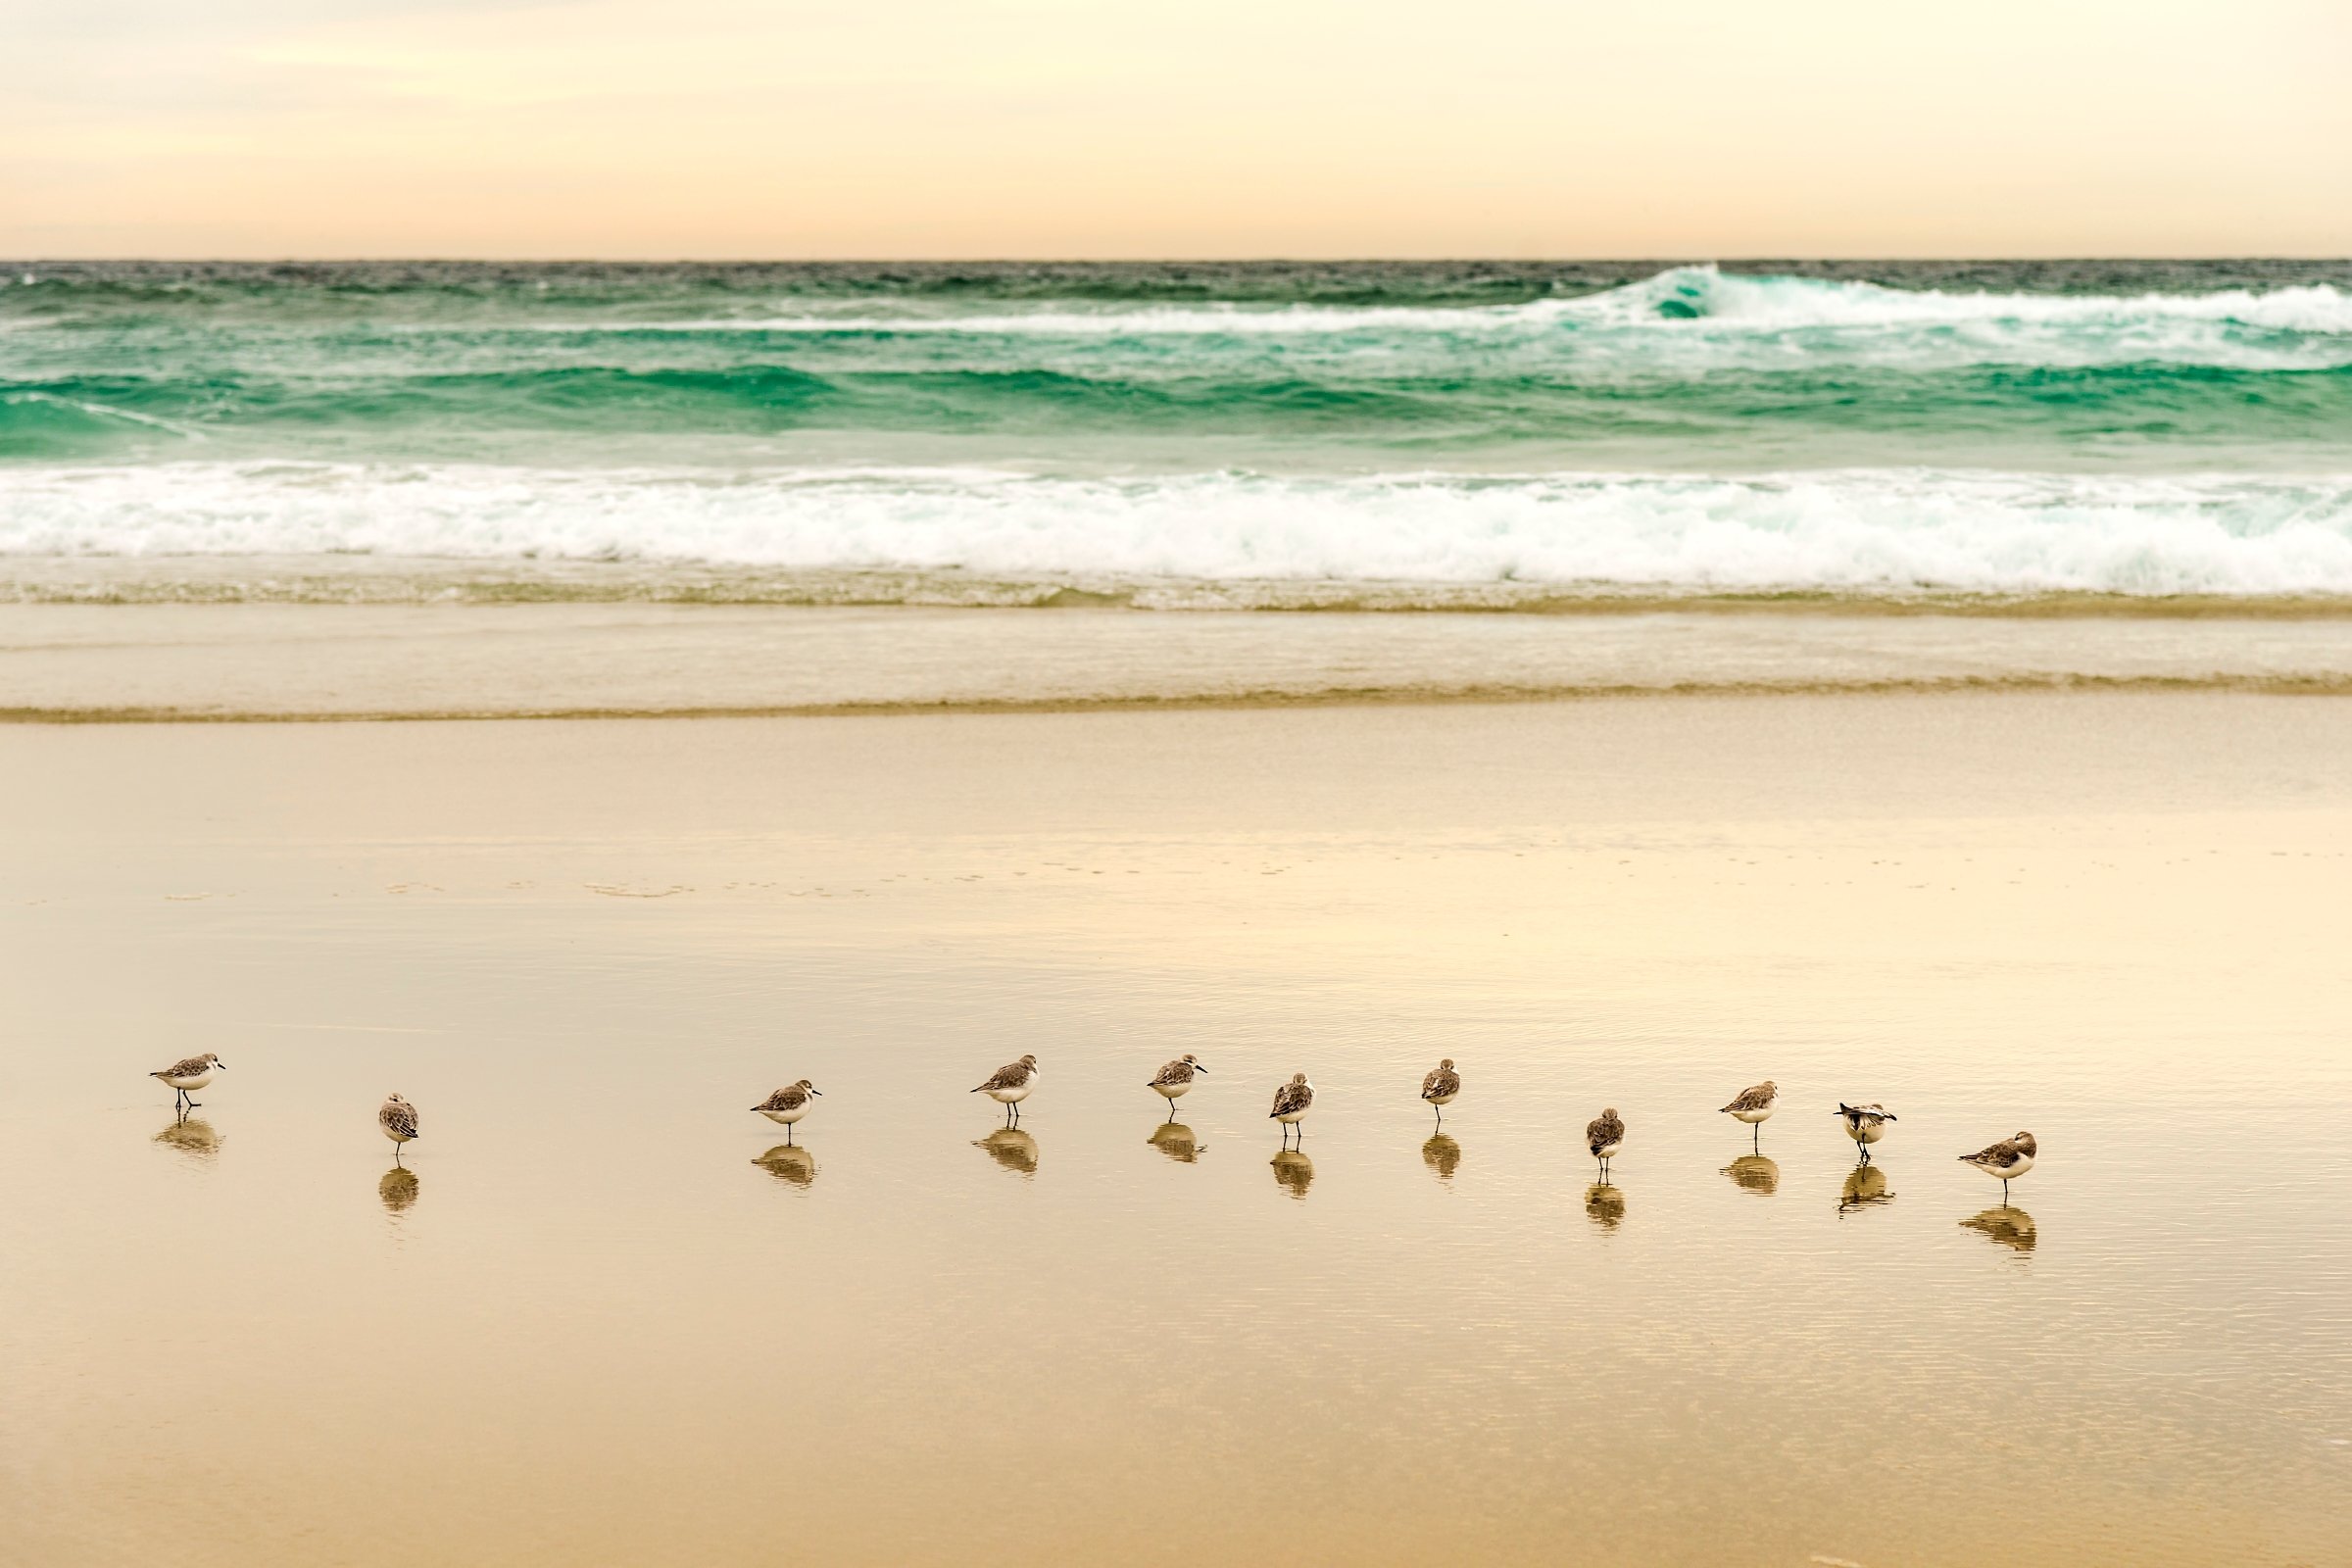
[379,1093,420,1159]
[1147,1054,1207,1115]
[751,1079,821,1143]
[1420,1058,1461,1125]
[150,1052,224,1111]
[1720,1080,1777,1149]
[1587,1107,1626,1179]
[1837,1102,1896,1162]
[1269,1072,1314,1145]
[972,1054,1039,1123]
[1958,1130,2036,1202]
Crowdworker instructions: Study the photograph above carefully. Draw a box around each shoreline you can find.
[13,556,2352,617]
[13,672,2352,725]
[9,600,2352,721]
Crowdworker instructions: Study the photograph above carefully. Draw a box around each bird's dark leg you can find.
[1752,1123,1761,1152]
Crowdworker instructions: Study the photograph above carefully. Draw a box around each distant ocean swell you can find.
[7,465,2352,602]
[6,260,2351,607]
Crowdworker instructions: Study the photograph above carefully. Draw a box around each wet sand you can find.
[8,601,2352,720]
[4,694,2350,1565]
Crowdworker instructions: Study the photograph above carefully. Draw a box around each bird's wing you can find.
[159,1054,211,1078]
[1149,1061,1186,1088]
[382,1102,419,1138]
[1270,1083,1309,1116]
[1961,1137,2022,1166]
[1724,1083,1773,1112]
[974,1064,1018,1092]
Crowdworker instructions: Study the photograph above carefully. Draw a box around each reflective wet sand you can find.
[3,694,2350,1565]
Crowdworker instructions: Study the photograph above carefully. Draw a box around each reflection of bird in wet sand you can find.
[1147,1054,1206,1117]
[1423,1133,1461,1182]
[1269,1073,1314,1146]
[379,1165,420,1214]
[1960,1205,2036,1251]
[1586,1107,1625,1179]
[973,1055,1039,1124]
[754,1144,818,1188]
[1270,1148,1314,1199]
[1838,1163,1892,1214]
[153,1116,220,1161]
[1722,1153,1778,1195]
[380,1094,420,1160]
[1837,1102,1896,1162]
[1420,1059,1460,1126]
[149,1053,224,1111]
[1147,1122,1200,1163]
[975,1126,1039,1176]
[1585,1182,1625,1230]
[1720,1081,1777,1149]
[1958,1130,2036,1203]
[751,1079,821,1144]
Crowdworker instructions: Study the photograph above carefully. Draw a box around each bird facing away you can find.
[1269,1073,1314,1145]
[973,1054,1039,1122]
[1420,1058,1461,1125]
[379,1094,419,1158]
[1837,1102,1897,1161]
[1587,1108,1626,1179]
[1958,1130,2037,1202]
[1147,1054,1207,1112]
[752,1080,822,1143]
[1720,1081,1777,1148]
[150,1052,224,1111]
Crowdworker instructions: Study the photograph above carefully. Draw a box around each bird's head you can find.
[799,1079,820,1095]
[1019,1054,1039,1070]
[1439,1057,1454,1070]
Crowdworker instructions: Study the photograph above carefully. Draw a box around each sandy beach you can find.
[5,689,2349,1565]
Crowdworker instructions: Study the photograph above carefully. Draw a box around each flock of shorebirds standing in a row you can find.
[146,1050,2042,1201]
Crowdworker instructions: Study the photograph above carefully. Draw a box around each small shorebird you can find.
[751,1079,821,1143]
[1586,1107,1625,1179]
[1837,1102,1896,1162]
[150,1052,224,1111]
[1958,1130,2036,1203]
[1147,1054,1207,1116]
[1720,1080,1778,1149]
[379,1093,420,1159]
[1269,1072,1314,1145]
[1420,1058,1461,1125]
[972,1054,1039,1123]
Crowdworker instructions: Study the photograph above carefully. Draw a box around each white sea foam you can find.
[6,462,2352,600]
[514,268,2352,369]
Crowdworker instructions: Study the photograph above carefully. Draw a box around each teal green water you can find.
[5,261,2352,598]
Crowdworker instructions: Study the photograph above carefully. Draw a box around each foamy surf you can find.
[6,463,2351,604]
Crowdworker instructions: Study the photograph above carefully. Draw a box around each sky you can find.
[4,0,2349,259]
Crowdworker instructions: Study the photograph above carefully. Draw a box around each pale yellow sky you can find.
[4,0,2349,258]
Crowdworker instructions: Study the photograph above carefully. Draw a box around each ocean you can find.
[6,259,2352,609]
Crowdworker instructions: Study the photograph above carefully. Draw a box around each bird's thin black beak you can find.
[810,1089,822,1096]
[1195,1065,1208,1074]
